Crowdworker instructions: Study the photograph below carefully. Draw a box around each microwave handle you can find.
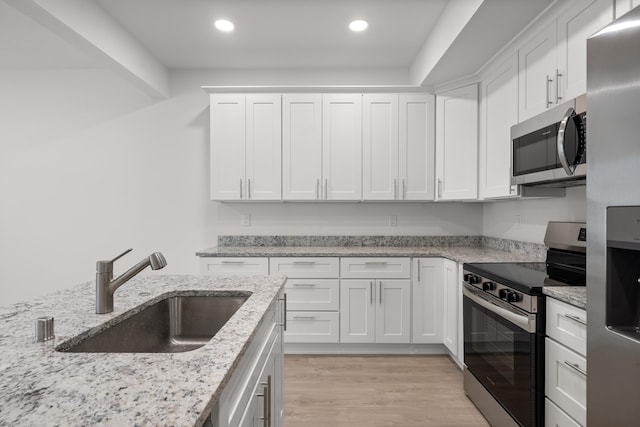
[557,107,576,176]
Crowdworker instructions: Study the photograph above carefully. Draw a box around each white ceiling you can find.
[95,0,449,69]
[1,0,555,89]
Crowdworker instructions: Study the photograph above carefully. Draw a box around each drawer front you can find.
[340,257,411,279]
[545,398,582,427]
[546,297,587,356]
[284,311,340,343]
[284,279,339,311]
[199,257,269,275]
[270,257,339,278]
[545,338,587,426]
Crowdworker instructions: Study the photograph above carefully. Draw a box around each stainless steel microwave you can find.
[511,94,586,187]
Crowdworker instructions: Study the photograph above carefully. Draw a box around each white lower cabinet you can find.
[412,258,444,344]
[442,259,460,357]
[545,297,587,426]
[213,295,283,427]
[340,279,411,343]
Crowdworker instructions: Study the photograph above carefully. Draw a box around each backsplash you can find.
[217,235,546,258]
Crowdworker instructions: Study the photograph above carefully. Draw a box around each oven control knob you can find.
[499,289,510,300]
[468,275,480,284]
[482,282,495,291]
[463,273,473,282]
[507,292,521,303]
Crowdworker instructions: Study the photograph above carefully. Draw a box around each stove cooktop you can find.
[463,262,550,295]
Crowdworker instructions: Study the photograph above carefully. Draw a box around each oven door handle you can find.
[463,287,536,333]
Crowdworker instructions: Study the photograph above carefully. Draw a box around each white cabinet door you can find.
[375,280,411,343]
[322,94,362,200]
[362,94,399,200]
[480,53,519,199]
[210,94,245,200]
[557,0,614,102]
[199,257,269,275]
[245,95,282,200]
[412,259,444,344]
[399,94,435,201]
[282,94,322,200]
[545,338,587,426]
[545,398,582,427]
[615,0,640,17]
[442,259,459,356]
[340,279,375,343]
[518,22,557,121]
[546,298,587,356]
[435,84,478,201]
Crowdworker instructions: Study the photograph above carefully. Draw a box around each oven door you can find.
[463,284,539,427]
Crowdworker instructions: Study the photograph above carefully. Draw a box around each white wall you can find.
[482,186,586,244]
[0,67,482,306]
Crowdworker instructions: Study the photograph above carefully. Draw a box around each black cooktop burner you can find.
[463,262,549,294]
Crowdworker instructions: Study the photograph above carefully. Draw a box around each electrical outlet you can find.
[388,215,397,227]
[241,214,251,226]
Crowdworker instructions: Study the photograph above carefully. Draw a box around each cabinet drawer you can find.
[199,257,269,275]
[546,297,587,356]
[270,257,339,278]
[284,311,339,343]
[545,338,587,426]
[340,257,411,279]
[545,398,582,427]
[284,279,339,311]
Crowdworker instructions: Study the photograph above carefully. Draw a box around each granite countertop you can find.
[196,245,546,264]
[543,286,587,310]
[0,274,285,426]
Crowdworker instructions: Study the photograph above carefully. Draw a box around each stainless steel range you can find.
[462,222,586,427]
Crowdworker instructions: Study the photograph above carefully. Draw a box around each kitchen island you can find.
[0,274,286,426]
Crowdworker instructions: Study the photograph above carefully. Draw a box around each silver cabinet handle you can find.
[437,179,442,199]
[564,360,587,377]
[364,261,387,265]
[546,75,553,107]
[278,293,287,331]
[258,375,272,427]
[292,261,316,265]
[394,178,397,200]
[370,281,373,305]
[292,283,317,287]
[563,313,587,325]
[556,69,563,103]
[293,315,317,320]
[557,107,577,176]
[379,281,382,304]
[247,178,251,199]
[221,260,245,264]
[402,178,406,200]
[240,179,243,199]
[316,178,320,200]
[417,259,421,282]
[324,178,328,200]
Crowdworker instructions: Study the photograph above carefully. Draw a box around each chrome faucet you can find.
[95,248,167,314]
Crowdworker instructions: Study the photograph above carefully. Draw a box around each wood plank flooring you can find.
[284,355,490,427]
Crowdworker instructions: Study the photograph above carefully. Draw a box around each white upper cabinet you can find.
[615,0,640,17]
[210,94,282,201]
[435,84,479,201]
[400,95,435,201]
[518,22,557,122]
[362,94,435,201]
[322,94,363,201]
[362,94,399,200]
[518,0,614,121]
[282,94,323,201]
[480,53,519,199]
[556,0,614,102]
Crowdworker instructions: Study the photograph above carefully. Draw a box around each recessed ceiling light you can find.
[349,20,368,32]
[214,19,235,32]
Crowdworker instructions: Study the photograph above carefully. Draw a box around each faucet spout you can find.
[96,250,167,314]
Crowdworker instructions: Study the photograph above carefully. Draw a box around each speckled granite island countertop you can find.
[543,286,587,310]
[196,245,546,264]
[0,274,285,427]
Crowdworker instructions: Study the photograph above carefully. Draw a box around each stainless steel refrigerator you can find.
[587,6,640,426]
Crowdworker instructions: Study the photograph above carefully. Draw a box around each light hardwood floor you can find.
[284,355,490,427]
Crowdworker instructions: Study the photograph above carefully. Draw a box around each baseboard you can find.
[284,342,449,355]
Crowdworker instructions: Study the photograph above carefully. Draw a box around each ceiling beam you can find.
[409,0,484,87]
[4,0,169,99]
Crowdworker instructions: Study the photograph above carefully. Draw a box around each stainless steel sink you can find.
[59,294,249,353]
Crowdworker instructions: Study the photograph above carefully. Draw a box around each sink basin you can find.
[59,294,249,353]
